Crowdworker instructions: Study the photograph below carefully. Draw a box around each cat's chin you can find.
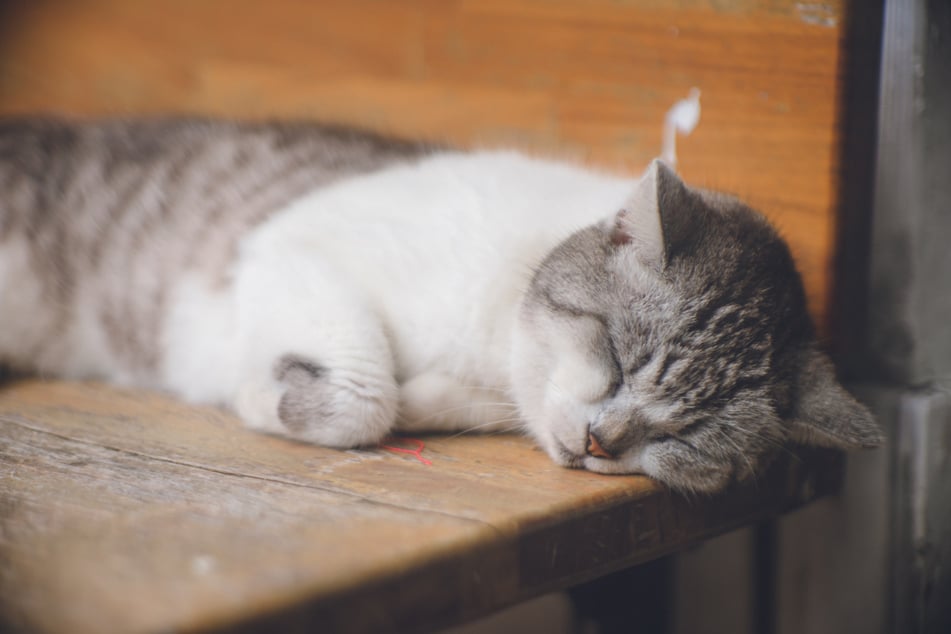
[541,437,733,493]
[580,450,650,477]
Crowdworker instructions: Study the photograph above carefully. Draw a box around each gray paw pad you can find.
[274,354,327,433]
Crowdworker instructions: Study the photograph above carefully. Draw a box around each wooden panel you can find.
[0,0,846,326]
[0,380,842,633]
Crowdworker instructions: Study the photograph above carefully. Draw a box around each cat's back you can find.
[0,117,428,256]
[0,117,433,293]
[0,117,428,375]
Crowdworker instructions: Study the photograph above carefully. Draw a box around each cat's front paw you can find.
[235,354,398,447]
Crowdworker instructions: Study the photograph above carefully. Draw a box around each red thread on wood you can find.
[381,437,433,466]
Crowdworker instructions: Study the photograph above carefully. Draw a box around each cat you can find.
[0,117,883,492]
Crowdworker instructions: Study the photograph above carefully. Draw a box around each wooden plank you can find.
[0,0,846,326]
[0,380,842,633]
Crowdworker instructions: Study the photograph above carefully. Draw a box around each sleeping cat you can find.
[0,117,882,492]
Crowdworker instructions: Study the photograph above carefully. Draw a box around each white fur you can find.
[159,150,636,445]
[161,275,240,402]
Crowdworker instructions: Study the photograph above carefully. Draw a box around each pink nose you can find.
[586,433,613,459]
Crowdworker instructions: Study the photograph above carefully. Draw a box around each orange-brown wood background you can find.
[0,0,846,326]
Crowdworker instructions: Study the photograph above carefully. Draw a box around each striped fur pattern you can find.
[0,117,881,492]
[0,118,426,380]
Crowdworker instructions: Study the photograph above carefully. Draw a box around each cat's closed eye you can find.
[624,351,653,376]
[655,433,700,452]
[655,352,684,385]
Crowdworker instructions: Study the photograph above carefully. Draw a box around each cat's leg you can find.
[231,249,398,448]
[397,373,520,434]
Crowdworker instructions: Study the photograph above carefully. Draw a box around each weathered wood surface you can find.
[0,0,847,327]
[0,380,842,633]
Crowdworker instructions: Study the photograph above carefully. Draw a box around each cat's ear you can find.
[611,159,693,270]
[787,348,884,449]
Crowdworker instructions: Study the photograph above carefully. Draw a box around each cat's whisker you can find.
[720,431,758,482]
[403,401,520,428]
[446,419,526,438]
[740,427,798,458]
[544,378,572,400]
[447,384,512,394]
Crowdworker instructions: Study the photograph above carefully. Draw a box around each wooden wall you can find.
[0,0,847,326]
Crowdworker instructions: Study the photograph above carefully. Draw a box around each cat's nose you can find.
[586,431,614,459]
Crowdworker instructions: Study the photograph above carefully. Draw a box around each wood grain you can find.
[0,0,847,327]
[0,380,843,633]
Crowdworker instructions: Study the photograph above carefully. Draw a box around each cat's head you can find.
[510,159,882,493]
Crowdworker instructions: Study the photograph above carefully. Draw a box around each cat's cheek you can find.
[551,358,613,405]
[638,444,733,493]
[526,414,580,465]
[540,435,585,469]
[548,396,602,455]
[522,399,594,466]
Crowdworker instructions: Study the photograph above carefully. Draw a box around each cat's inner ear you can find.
[610,159,691,270]
[787,348,885,449]
[611,160,666,270]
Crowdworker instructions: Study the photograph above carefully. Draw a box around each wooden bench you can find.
[0,1,866,631]
[0,381,841,633]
